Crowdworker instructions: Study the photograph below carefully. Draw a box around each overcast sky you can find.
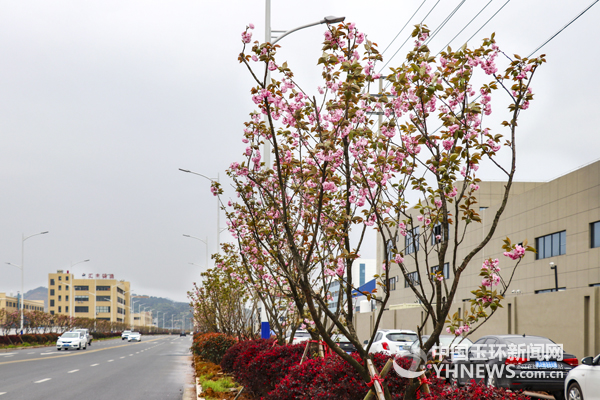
[1,0,598,302]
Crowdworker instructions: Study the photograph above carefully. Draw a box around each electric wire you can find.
[436,0,495,56]
[380,0,428,56]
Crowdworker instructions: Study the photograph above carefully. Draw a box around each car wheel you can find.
[77,343,81,350]
[57,348,61,351]
[566,383,582,400]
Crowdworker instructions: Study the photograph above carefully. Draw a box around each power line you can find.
[381,0,428,56]
[426,0,467,45]
[527,0,599,57]
[378,0,443,74]
[462,0,512,47]
[436,0,495,55]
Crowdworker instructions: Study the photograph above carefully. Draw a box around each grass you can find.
[201,376,237,392]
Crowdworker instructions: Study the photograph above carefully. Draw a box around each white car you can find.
[56,331,87,351]
[122,330,132,340]
[128,332,142,342]
[366,329,418,355]
[565,353,600,400]
[287,330,311,345]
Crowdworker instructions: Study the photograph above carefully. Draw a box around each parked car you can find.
[332,334,357,354]
[122,330,132,340]
[56,331,87,351]
[287,330,311,345]
[450,334,577,400]
[564,353,600,400]
[75,328,93,346]
[128,332,142,342]
[365,329,418,355]
[399,334,473,360]
[180,332,186,337]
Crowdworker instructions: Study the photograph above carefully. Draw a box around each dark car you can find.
[180,332,186,337]
[450,334,577,400]
[332,334,357,353]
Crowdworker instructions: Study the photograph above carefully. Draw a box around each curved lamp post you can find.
[183,234,209,269]
[6,231,49,334]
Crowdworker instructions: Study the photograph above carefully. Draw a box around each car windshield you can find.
[295,331,310,337]
[62,333,78,338]
[387,333,417,342]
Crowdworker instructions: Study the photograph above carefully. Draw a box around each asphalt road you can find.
[0,334,194,400]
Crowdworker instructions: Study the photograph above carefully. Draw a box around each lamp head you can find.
[323,16,345,24]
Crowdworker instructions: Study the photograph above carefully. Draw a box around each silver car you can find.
[128,332,142,342]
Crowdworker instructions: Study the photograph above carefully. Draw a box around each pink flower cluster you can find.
[503,244,525,260]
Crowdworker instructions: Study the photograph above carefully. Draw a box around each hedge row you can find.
[0,333,60,346]
[219,339,533,400]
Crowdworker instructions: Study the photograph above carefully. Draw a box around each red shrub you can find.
[221,338,259,373]
[192,332,237,364]
[230,338,275,381]
[241,343,306,397]
[263,358,326,400]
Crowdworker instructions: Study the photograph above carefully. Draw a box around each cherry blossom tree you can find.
[216,21,544,400]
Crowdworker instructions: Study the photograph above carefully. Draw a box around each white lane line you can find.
[107,360,113,362]
[68,369,79,373]
[35,378,51,383]
[120,356,125,359]
[0,392,6,395]
[40,352,56,355]
[90,364,99,367]
[2,355,14,358]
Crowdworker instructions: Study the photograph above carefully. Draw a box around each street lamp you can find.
[183,234,209,268]
[130,299,140,329]
[549,262,559,292]
[179,169,228,255]
[262,3,345,168]
[6,230,49,334]
[69,259,90,318]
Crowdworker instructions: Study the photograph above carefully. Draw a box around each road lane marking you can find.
[35,378,51,383]
[0,336,166,366]
[40,352,56,355]
[68,369,79,373]
[0,392,6,395]
[108,360,113,362]
[120,356,125,359]
[90,364,99,367]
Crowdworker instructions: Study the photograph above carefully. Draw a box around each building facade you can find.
[47,271,131,324]
[0,292,45,322]
[355,159,600,358]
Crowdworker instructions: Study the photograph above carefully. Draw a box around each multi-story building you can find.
[0,292,45,322]
[131,311,153,328]
[354,159,600,358]
[47,271,131,324]
[328,258,377,312]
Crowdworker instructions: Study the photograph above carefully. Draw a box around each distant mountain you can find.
[24,286,48,311]
[130,295,193,330]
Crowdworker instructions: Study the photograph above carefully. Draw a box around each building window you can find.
[592,221,600,249]
[50,300,55,307]
[74,285,89,291]
[50,279,55,286]
[96,306,110,313]
[75,306,89,313]
[65,306,69,312]
[75,295,89,302]
[97,296,111,302]
[58,306,61,312]
[58,295,62,301]
[65,295,69,301]
[388,277,397,291]
[96,286,110,291]
[385,239,395,261]
[536,231,566,259]
[117,287,125,294]
[431,263,450,279]
[405,271,420,288]
[405,227,420,254]
[66,276,69,281]
[58,276,62,281]
[360,263,366,287]
[50,289,55,296]
[431,223,446,245]
[50,310,54,315]
[58,285,62,291]
[65,285,69,291]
